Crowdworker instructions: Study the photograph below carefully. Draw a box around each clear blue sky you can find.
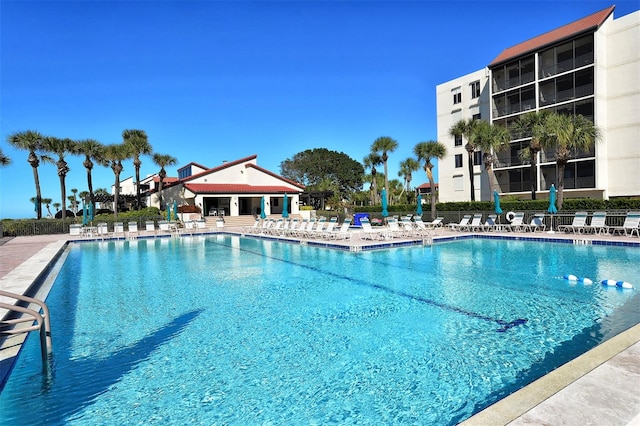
[1,0,638,219]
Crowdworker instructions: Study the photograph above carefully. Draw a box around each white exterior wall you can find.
[436,68,490,202]
[602,11,640,197]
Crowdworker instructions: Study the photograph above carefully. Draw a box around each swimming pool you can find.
[1,235,638,424]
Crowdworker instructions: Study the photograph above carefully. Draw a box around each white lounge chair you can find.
[97,222,109,236]
[448,215,471,231]
[584,211,609,235]
[609,211,640,236]
[505,212,526,232]
[325,218,353,240]
[215,218,225,231]
[525,213,546,232]
[69,224,82,236]
[127,221,139,237]
[480,214,498,232]
[113,222,125,237]
[460,213,483,232]
[158,220,171,233]
[145,221,156,234]
[360,217,386,240]
[558,211,588,233]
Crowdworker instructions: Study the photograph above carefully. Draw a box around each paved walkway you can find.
[1,231,639,424]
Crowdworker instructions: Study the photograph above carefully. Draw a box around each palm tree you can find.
[363,153,382,205]
[7,130,46,218]
[43,136,77,221]
[474,121,511,193]
[449,119,482,201]
[123,129,152,210]
[398,157,420,203]
[76,139,105,206]
[414,141,447,220]
[41,198,53,218]
[371,136,398,198]
[0,148,11,166]
[545,113,601,209]
[103,143,131,219]
[152,153,178,209]
[510,110,553,200]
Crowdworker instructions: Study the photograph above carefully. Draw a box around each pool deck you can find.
[1,230,639,424]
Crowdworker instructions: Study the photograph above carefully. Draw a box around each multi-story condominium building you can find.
[436,5,639,202]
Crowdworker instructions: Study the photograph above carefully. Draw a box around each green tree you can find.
[414,140,447,220]
[0,148,11,166]
[545,113,601,209]
[398,157,420,203]
[152,153,178,209]
[7,130,46,218]
[474,121,511,193]
[363,153,382,205]
[280,148,364,202]
[41,197,53,218]
[42,136,77,221]
[76,139,105,206]
[371,136,398,199]
[103,143,131,219]
[123,129,152,210]
[449,119,481,201]
[510,110,553,200]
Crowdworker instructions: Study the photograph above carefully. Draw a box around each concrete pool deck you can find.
[1,230,639,424]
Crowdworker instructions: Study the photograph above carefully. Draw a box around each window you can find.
[452,87,461,104]
[453,175,464,191]
[473,151,482,166]
[472,113,481,121]
[454,134,463,146]
[470,80,481,98]
[455,154,463,168]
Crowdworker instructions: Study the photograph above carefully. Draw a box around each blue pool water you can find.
[1,235,638,424]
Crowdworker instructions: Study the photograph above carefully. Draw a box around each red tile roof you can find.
[489,5,615,67]
[184,183,301,194]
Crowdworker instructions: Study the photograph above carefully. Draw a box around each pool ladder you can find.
[0,289,52,367]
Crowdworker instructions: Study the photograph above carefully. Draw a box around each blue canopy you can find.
[260,196,266,219]
[282,193,289,218]
[381,188,389,218]
[493,190,503,215]
[547,184,558,214]
[416,194,423,216]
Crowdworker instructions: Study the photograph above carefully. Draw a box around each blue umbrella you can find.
[82,201,87,225]
[416,193,423,216]
[282,193,289,218]
[381,188,389,218]
[493,190,503,215]
[260,196,266,219]
[167,204,171,221]
[173,200,178,221]
[547,184,558,214]
[88,201,94,222]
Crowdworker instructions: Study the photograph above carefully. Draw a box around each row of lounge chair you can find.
[242,217,353,240]
[558,211,640,236]
[70,218,224,238]
[447,212,546,233]
[359,216,441,240]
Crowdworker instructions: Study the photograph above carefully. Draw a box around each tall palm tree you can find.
[371,136,398,198]
[363,153,382,205]
[0,148,11,166]
[545,113,601,209]
[76,139,105,206]
[103,143,131,219]
[474,121,511,193]
[510,110,552,200]
[398,157,420,203]
[7,130,46,218]
[414,140,447,220]
[43,136,77,221]
[152,153,178,210]
[123,129,152,210]
[449,119,481,201]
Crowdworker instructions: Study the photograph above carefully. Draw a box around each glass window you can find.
[472,113,481,121]
[453,92,462,104]
[470,80,481,98]
[454,134,463,146]
[455,154,463,168]
[474,151,482,166]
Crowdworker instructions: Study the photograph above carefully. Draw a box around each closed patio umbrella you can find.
[282,193,289,218]
[260,196,266,219]
[416,194,423,216]
[82,201,87,225]
[173,200,178,221]
[88,201,94,222]
[547,184,558,214]
[381,188,389,218]
[493,190,503,215]
[167,204,171,221]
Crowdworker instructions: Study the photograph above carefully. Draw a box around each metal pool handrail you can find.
[0,289,52,366]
